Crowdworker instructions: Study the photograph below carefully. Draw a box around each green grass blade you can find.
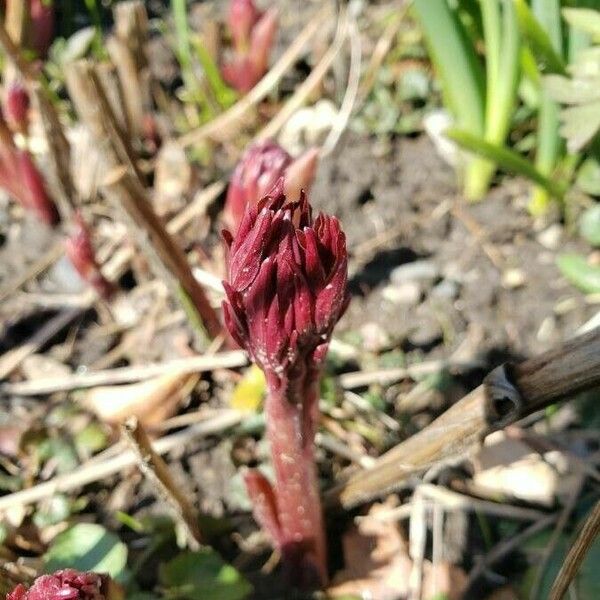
[530,0,564,215]
[465,0,520,201]
[512,0,566,75]
[446,127,565,198]
[413,0,485,135]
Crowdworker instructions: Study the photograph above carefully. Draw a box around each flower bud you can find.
[29,0,55,57]
[4,82,30,134]
[17,149,59,226]
[224,140,291,230]
[223,188,349,389]
[224,141,318,232]
[65,212,114,299]
[227,0,261,51]
[6,569,109,600]
[222,4,277,93]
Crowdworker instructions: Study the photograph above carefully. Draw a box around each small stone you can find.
[408,318,442,347]
[537,316,557,343]
[554,296,578,315]
[381,281,422,305]
[536,224,562,250]
[502,268,526,289]
[431,279,459,301]
[360,322,390,352]
[390,260,439,285]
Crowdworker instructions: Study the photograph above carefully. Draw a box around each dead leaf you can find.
[82,372,198,427]
[328,501,412,600]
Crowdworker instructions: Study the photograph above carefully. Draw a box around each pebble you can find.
[47,256,86,293]
[408,318,443,347]
[431,279,459,301]
[381,281,422,306]
[536,224,562,250]
[360,322,390,352]
[502,268,526,289]
[537,316,557,343]
[390,260,439,285]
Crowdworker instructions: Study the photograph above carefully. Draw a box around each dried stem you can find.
[328,326,600,509]
[101,167,222,344]
[549,499,600,600]
[66,60,222,345]
[123,417,202,549]
[0,410,243,512]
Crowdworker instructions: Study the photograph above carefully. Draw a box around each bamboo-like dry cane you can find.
[327,326,600,509]
[549,499,600,600]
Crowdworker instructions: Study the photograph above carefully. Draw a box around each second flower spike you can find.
[224,140,318,233]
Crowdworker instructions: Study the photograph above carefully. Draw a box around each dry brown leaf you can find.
[82,371,199,427]
[421,561,467,600]
[328,501,412,600]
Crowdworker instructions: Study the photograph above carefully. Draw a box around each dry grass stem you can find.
[549,499,600,600]
[0,410,243,512]
[123,417,203,548]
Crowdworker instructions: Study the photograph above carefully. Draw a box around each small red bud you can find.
[228,0,261,51]
[222,1,277,93]
[29,0,55,57]
[17,150,59,226]
[65,212,114,299]
[4,82,30,134]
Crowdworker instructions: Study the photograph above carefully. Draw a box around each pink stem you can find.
[265,374,327,588]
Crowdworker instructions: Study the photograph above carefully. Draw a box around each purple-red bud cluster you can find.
[6,569,108,600]
[223,188,349,389]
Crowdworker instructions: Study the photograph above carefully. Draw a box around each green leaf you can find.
[45,523,128,580]
[580,205,600,246]
[160,550,252,600]
[445,128,565,198]
[412,0,485,135]
[577,159,600,196]
[562,8,600,39]
[560,101,600,152]
[556,253,600,293]
[545,74,600,105]
[513,0,566,74]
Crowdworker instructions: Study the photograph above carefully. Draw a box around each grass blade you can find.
[413,0,485,135]
[529,0,564,215]
[446,127,565,198]
[467,0,521,200]
[513,0,566,75]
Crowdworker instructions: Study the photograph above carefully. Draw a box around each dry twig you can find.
[549,499,600,600]
[123,417,202,548]
[0,410,243,512]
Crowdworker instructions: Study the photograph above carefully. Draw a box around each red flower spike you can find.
[223,189,349,588]
[6,569,109,600]
[65,212,114,299]
[17,150,59,226]
[224,141,319,233]
[4,82,30,134]
[222,0,277,93]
